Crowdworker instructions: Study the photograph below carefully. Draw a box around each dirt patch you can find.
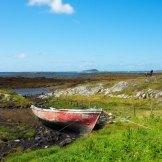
[0,108,39,126]
[0,126,78,160]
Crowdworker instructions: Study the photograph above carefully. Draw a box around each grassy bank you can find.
[0,89,31,108]
[45,95,162,117]
[0,89,37,148]
[6,94,162,162]
[0,124,36,142]
[3,75,162,161]
[7,116,162,162]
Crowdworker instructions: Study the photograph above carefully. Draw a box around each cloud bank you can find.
[28,0,74,14]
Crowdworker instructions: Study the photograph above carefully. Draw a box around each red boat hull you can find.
[31,106,102,133]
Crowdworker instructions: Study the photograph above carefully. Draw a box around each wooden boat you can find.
[31,105,102,133]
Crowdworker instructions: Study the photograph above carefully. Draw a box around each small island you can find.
[82,69,99,73]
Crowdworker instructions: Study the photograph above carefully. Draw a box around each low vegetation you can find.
[7,93,162,161]
[45,95,162,117]
[0,89,31,108]
[7,116,162,162]
[0,108,38,147]
[0,73,143,88]
[0,124,36,142]
[2,74,162,161]
[118,76,162,95]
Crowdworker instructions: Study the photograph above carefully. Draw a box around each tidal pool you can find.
[13,88,49,96]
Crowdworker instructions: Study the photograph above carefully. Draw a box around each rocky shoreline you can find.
[39,81,162,100]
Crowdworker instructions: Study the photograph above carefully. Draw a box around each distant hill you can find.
[82,69,99,73]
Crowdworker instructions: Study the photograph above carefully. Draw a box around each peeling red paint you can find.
[31,106,102,133]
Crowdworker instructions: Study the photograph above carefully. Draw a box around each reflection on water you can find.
[13,88,49,96]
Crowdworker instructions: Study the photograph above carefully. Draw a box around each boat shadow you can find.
[39,111,109,135]
[41,119,107,136]
[41,120,85,135]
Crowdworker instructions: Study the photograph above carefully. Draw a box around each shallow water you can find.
[13,88,49,96]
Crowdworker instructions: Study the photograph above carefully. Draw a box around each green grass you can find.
[0,124,36,142]
[4,76,162,161]
[0,89,31,108]
[45,95,162,117]
[7,116,162,162]
[6,95,162,162]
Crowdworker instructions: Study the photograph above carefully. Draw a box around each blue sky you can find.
[0,0,162,72]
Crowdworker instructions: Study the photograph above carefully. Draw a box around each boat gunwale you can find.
[31,105,102,114]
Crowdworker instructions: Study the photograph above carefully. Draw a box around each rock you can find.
[59,137,72,147]
[51,83,104,97]
[134,89,162,99]
[117,94,129,99]
[142,93,146,99]
[14,140,20,142]
[108,81,128,93]
[38,81,162,100]
[48,81,128,98]
[38,92,53,99]
[135,91,141,98]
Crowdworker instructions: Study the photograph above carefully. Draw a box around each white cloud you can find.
[28,0,74,14]
[16,53,27,59]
